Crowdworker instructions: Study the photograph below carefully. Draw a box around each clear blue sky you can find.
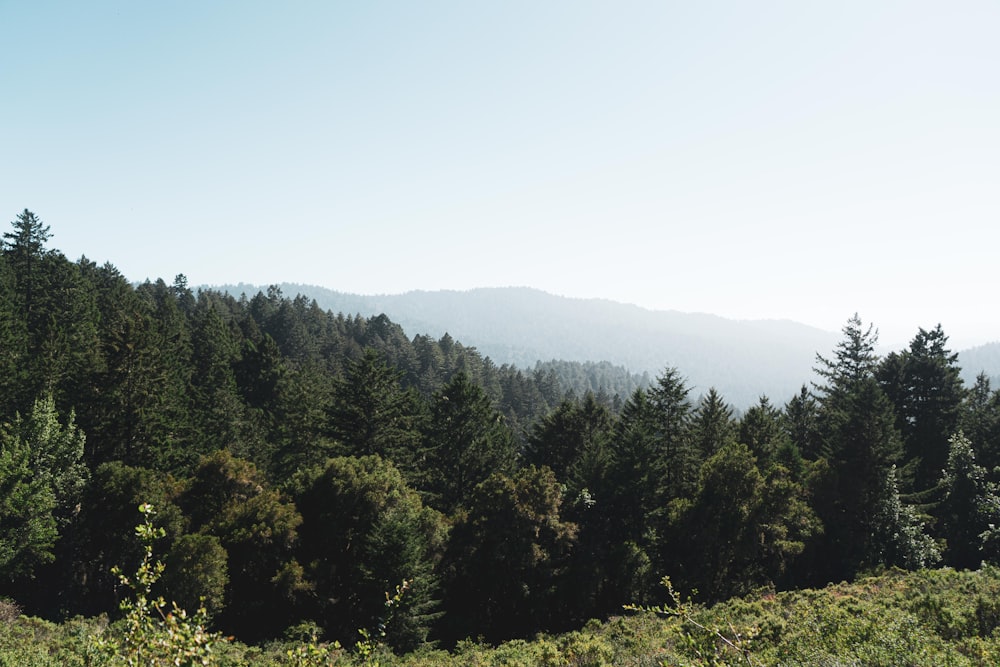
[3,1,998,348]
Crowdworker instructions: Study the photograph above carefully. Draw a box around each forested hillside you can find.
[215,283,840,409]
[6,209,1000,656]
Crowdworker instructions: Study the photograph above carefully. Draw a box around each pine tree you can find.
[690,388,735,459]
[937,432,992,569]
[878,325,966,490]
[648,367,697,500]
[329,348,422,464]
[808,316,936,580]
[422,372,518,513]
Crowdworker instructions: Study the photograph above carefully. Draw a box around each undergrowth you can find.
[4,530,1000,666]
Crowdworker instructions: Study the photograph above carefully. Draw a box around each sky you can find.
[3,1,999,349]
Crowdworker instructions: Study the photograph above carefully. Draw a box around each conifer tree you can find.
[808,316,936,580]
[690,388,735,459]
[422,372,518,513]
[878,325,966,490]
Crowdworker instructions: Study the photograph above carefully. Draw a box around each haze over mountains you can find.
[213,284,1000,410]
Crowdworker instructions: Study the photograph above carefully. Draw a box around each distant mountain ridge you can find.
[212,284,1000,409]
[215,284,839,408]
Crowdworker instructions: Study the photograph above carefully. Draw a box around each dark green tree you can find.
[161,532,229,618]
[783,385,823,460]
[181,450,306,642]
[937,432,993,569]
[525,392,612,483]
[738,395,783,465]
[329,348,423,466]
[422,372,518,513]
[72,462,186,617]
[440,465,577,643]
[960,373,1000,473]
[648,367,697,500]
[292,455,447,651]
[690,388,735,459]
[2,209,51,327]
[808,316,936,581]
[667,442,819,601]
[878,325,966,490]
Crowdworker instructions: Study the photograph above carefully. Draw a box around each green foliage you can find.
[440,465,577,643]
[0,418,57,581]
[691,388,735,459]
[182,450,306,641]
[10,212,1000,654]
[92,503,226,666]
[878,325,967,491]
[0,392,90,586]
[293,455,446,652]
[525,393,612,483]
[421,372,518,514]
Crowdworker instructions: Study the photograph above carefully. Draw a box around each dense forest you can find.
[5,209,1000,655]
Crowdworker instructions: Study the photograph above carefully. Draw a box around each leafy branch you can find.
[625,576,762,667]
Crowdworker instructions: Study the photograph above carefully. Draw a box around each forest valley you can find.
[3,209,1000,655]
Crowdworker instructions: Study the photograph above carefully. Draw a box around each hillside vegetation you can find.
[4,566,1000,665]
[6,209,1000,663]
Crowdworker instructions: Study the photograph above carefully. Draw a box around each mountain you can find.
[957,342,1000,387]
[215,284,844,408]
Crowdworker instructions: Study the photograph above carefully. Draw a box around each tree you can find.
[783,385,822,460]
[293,455,447,651]
[690,388,735,459]
[181,450,305,642]
[937,432,993,569]
[667,443,819,601]
[329,348,422,466]
[525,393,612,483]
[603,388,661,547]
[0,419,57,583]
[960,373,1000,473]
[2,209,51,325]
[421,372,518,513]
[878,325,966,490]
[440,465,577,643]
[808,316,935,580]
[648,367,697,500]
[0,253,26,421]
[0,394,88,594]
[7,394,87,528]
[738,396,783,465]
[72,461,186,617]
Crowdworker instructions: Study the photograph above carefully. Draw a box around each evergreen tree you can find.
[937,432,993,569]
[808,316,935,580]
[647,367,697,500]
[783,385,822,460]
[525,392,612,482]
[690,388,735,459]
[329,348,422,465]
[878,325,966,490]
[738,395,783,465]
[0,416,58,583]
[960,373,1000,473]
[422,372,518,513]
[2,209,51,327]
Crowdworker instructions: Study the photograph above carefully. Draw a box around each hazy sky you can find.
[3,2,998,348]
